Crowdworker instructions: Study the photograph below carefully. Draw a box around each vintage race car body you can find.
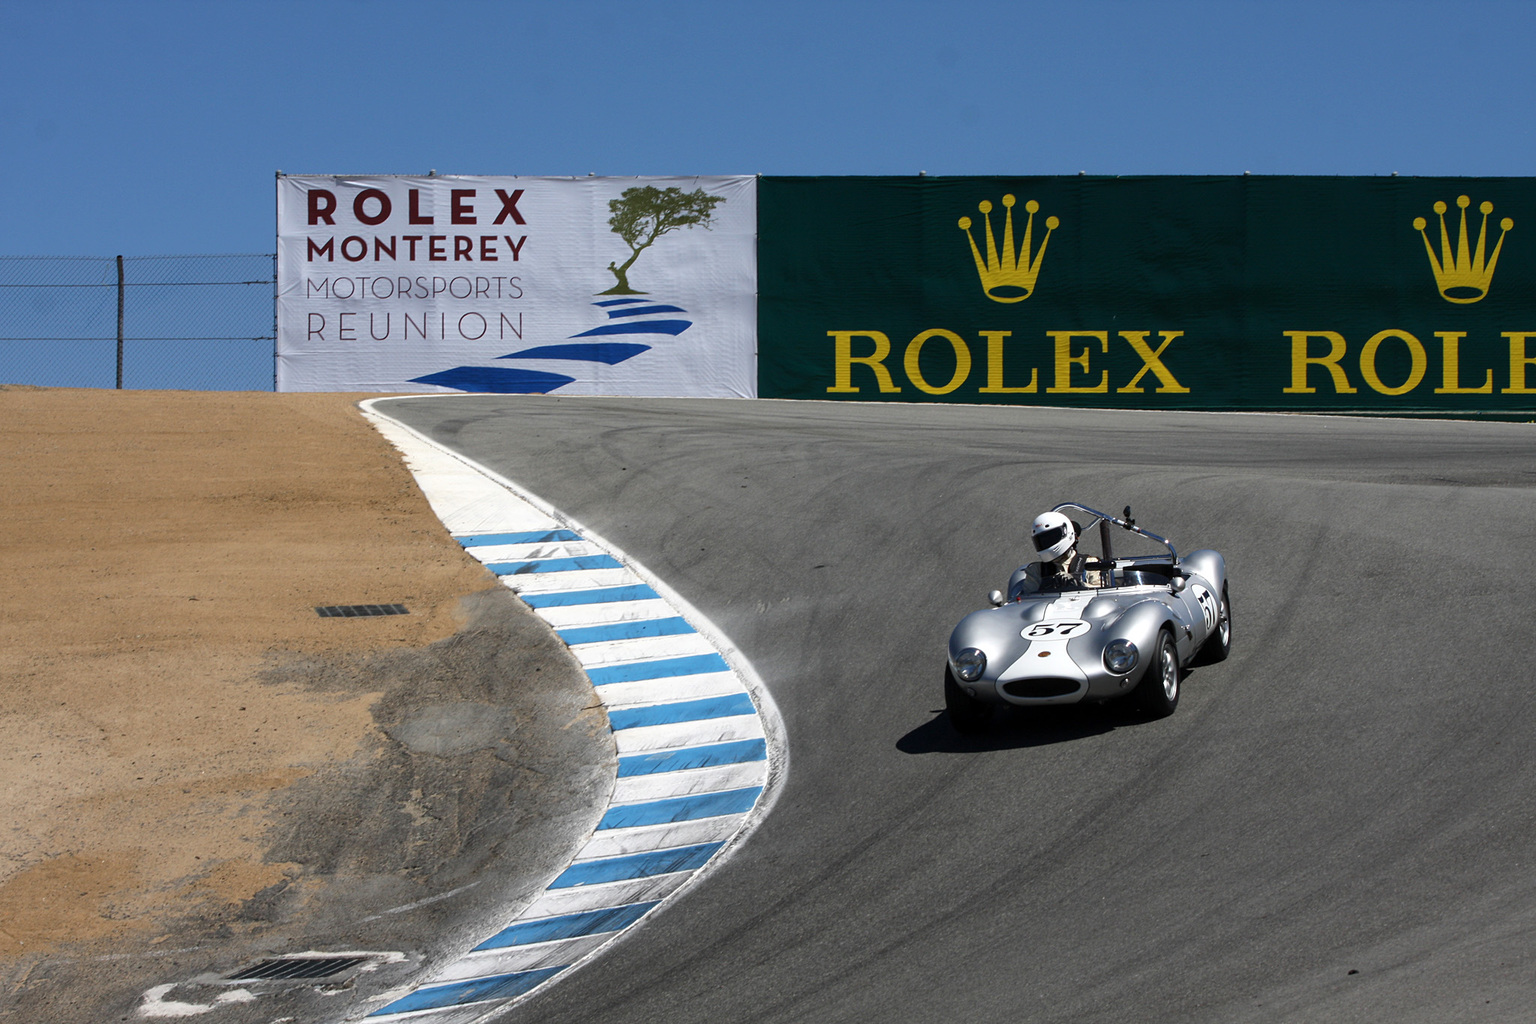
[945,503,1230,730]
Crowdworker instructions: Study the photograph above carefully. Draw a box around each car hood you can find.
[948,587,1175,679]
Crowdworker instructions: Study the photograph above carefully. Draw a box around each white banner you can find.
[276,175,756,396]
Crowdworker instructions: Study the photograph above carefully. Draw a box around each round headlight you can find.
[953,647,987,682]
[1104,639,1139,674]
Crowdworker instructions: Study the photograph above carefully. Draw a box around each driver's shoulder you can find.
[1009,562,1043,598]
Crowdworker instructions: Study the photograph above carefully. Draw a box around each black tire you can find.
[945,665,992,734]
[1136,630,1181,718]
[1195,582,1232,665]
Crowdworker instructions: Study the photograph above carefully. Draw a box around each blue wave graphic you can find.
[416,297,691,393]
[604,304,687,318]
[499,343,650,365]
[572,319,692,338]
[410,366,575,394]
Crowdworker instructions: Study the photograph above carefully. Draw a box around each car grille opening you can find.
[1001,677,1082,699]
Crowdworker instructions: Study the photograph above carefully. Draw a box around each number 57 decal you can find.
[1191,584,1218,631]
[1024,620,1091,639]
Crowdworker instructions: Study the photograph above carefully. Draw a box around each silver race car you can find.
[945,503,1231,731]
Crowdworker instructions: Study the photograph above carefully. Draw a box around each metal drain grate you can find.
[226,955,370,982]
[315,604,409,618]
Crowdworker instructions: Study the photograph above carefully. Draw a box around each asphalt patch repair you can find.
[0,387,614,1022]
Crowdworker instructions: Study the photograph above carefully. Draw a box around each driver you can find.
[1031,510,1084,589]
[1011,510,1110,594]
[1009,510,1111,597]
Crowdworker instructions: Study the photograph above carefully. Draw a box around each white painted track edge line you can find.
[358,397,790,1022]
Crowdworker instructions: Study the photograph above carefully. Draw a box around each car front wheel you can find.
[945,665,992,734]
[1136,630,1180,718]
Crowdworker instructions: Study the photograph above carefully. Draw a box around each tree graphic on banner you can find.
[602,186,725,295]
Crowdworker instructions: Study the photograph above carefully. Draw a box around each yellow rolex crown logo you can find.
[959,194,1059,303]
[1413,195,1513,304]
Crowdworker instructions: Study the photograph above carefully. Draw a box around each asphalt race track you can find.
[385,396,1536,1024]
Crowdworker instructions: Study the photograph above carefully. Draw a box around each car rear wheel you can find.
[1136,630,1180,718]
[1195,582,1232,664]
[945,665,992,734]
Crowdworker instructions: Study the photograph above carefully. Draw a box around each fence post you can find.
[115,255,124,389]
[272,253,279,391]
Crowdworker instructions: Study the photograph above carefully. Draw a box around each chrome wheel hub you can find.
[1161,646,1178,699]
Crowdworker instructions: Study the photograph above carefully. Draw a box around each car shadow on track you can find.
[896,700,1157,754]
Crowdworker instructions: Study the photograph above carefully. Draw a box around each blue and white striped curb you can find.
[356,398,786,1024]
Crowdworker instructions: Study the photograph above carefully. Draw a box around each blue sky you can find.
[3,0,1533,256]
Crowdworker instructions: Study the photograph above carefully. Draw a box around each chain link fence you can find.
[0,255,276,391]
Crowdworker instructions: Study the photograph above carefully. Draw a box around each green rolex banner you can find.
[757,176,1536,415]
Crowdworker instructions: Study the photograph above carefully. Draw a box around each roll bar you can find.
[1050,502,1179,566]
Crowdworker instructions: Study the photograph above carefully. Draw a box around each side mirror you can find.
[988,589,1005,607]
[1169,575,1187,594]
[1122,505,1136,527]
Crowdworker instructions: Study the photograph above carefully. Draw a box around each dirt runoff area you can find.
[0,388,613,1022]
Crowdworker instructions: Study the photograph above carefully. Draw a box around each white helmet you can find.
[1031,511,1076,562]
